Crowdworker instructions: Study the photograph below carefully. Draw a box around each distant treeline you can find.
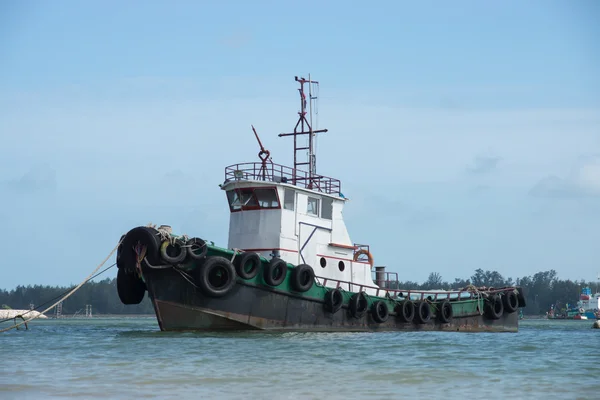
[1,277,154,316]
[390,269,598,315]
[1,268,597,316]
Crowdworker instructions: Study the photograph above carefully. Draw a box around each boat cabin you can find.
[221,172,377,294]
[219,76,379,294]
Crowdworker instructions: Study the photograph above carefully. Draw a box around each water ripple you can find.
[1,318,600,399]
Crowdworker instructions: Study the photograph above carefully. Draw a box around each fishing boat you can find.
[548,287,600,320]
[115,75,526,332]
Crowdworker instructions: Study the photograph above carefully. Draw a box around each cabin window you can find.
[226,187,280,212]
[254,188,280,208]
[321,197,333,220]
[283,188,295,210]
[307,197,320,216]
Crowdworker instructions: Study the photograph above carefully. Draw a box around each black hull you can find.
[143,266,519,333]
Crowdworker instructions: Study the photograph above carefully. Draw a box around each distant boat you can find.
[547,287,600,320]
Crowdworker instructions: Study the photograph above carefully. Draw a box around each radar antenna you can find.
[278,74,328,188]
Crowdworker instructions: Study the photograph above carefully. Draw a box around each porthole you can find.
[320,257,327,268]
[338,261,345,271]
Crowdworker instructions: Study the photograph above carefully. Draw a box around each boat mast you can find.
[279,75,328,188]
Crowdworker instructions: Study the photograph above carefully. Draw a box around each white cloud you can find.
[530,155,600,198]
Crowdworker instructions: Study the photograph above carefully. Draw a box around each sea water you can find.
[1,318,598,399]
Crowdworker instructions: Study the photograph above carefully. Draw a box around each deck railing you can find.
[225,162,342,195]
[315,275,515,301]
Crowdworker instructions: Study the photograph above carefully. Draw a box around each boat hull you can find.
[144,266,519,333]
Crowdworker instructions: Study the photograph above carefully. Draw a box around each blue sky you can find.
[1,0,599,290]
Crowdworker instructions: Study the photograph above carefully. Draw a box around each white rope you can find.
[230,248,242,263]
[1,241,122,333]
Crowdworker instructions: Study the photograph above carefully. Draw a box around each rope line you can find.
[0,262,117,325]
[1,241,121,333]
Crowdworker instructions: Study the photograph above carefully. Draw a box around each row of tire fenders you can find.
[118,232,521,324]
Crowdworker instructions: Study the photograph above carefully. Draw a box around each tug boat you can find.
[116,75,526,332]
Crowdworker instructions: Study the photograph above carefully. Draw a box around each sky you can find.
[1,0,599,290]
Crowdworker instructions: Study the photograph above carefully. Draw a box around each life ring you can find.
[116,267,146,305]
[349,292,368,319]
[396,300,415,322]
[485,294,504,320]
[233,252,261,280]
[502,291,519,314]
[263,258,288,286]
[371,300,389,323]
[414,301,431,324]
[353,249,374,268]
[186,237,208,262]
[160,239,187,264]
[290,264,315,292]
[437,300,453,323]
[324,288,343,314]
[194,256,237,298]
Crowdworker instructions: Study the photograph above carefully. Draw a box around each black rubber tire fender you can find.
[116,267,146,305]
[485,294,504,320]
[119,226,162,270]
[396,300,415,323]
[186,237,208,262]
[116,234,126,269]
[371,300,389,323]
[263,258,288,286]
[414,301,431,324]
[516,287,527,308]
[234,252,261,280]
[290,264,315,292]
[503,290,519,314]
[324,288,343,314]
[160,239,188,264]
[437,300,453,323]
[195,256,237,298]
[349,292,368,319]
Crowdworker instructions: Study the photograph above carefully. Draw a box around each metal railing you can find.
[225,162,342,195]
[315,275,515,301]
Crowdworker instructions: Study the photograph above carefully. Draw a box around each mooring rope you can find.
[0,262,117,325]
[463,284,485,315]
[0,241,122,333]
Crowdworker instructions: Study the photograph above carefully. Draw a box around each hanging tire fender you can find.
[116,267,146,305]
[290,264,315,292]
[437,300,453,323]
[118,226,162,270]
[186,237,208,262]
[414,301,431,324]
[516,287,527,308]
[116,234,126,269]
[396,300,415,323]
[234,252,261,280]
[503,290,519,314]
[485,294,504,320]
[195,256,237,298]
[349,292,368,319]
[371,300,389,323]
[324,288,344,314]
[263,258,288,286]
[160,239,188,264]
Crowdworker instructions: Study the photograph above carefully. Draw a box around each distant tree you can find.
[421,272,446,290]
